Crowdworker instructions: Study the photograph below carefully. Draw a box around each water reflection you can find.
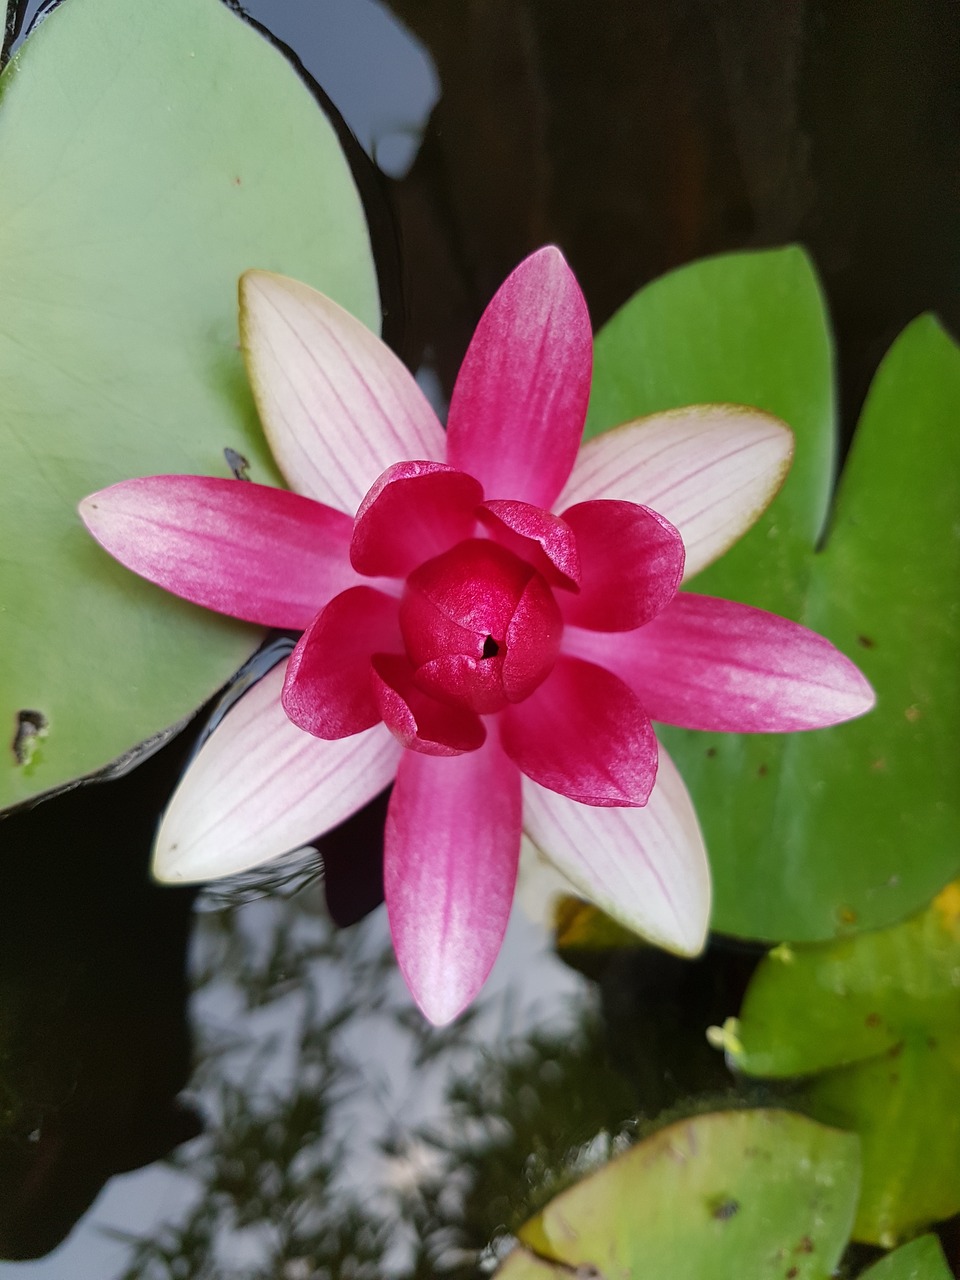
[99,880,747,1277]
[110,879,588,1276]
[385,0,960,438]
[0,732,199,1262]
[239,0,440,180]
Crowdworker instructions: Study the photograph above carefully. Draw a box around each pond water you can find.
[1,2,959,1277]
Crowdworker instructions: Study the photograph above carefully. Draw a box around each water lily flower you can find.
[79,247,874,1024]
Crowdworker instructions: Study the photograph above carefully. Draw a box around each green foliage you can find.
[731,884,960,1245]
[857,1236,953,1280]
[0,0,378,812]
[497,1109,860,1280]
[588,248,960,941]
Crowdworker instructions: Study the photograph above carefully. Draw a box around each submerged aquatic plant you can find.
[80,248,873,1023]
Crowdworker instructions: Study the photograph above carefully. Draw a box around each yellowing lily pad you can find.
[859,1236,953,1280]
[496,1109,860,1280]
[0,0,379,811]
[730,884,960,1245]
[588,249,960,941]
[553,895,650,952]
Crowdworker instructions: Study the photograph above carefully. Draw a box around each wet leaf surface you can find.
[859,1235,954,1280]
[497,1109,860,1280]
[588,252,960,941]
[0,0,378,812]
[732,885,960,1244]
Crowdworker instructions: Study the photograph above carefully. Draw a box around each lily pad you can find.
[729,884,960,1245]
[496,1109,860,1280]
[588,249,960,941]
[858,1236,953,1280]
[0,0,378,812]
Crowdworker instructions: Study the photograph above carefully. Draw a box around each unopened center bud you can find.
[399,539,562,714]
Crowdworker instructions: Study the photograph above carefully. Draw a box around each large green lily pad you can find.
[729,884,960,1244]
[859,1236,953,1280]
[588,249,960,941]
[496,1109,860,1280]
[0,0,378,812]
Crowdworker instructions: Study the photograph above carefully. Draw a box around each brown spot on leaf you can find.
[865,1012,882,1028]
[905,704,921,722]
[711,1198,740,1221]
[857,634,876,648]
[12,709,48,766]
[757,763,768,778]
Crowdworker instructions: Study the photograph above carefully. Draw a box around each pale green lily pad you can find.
[588,249,960,941]
[729,884,960,1245]
[0,0,378,811]
[496,1109,860,1280]
[859,1236,953,1280]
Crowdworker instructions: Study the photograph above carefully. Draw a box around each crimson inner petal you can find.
[399,539,562,714]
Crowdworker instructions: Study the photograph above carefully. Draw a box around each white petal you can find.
[522,747,711,955]
[241,271,446,513]
[153,661,402,883]
[556,406,793,580]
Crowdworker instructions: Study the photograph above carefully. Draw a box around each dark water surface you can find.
[1,1,959,1276]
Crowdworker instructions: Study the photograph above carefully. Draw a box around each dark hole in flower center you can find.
[481,635,500,660]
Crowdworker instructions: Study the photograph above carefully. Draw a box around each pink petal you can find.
[153,661,402,884]
[478,500,581,590]
[522,747,711,955]
[558,500,684,630]
[445,247,592,508]
[555,406,793,580]
[371,653,487,755]
[385,733,523,1024]
[240,271,446,513]
[500,656,658,806]
[564,593,876,732]
[282,587,402,738]
[80,476,358,629]
[351,461,483,577]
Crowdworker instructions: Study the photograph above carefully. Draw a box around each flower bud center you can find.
[399,539,562,714]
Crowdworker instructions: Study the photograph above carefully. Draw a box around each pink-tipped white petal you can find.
[446,247,592,508]
[153,661,402,884]
[240,271,445,513]
[479,500,581,590]
[80,476,358,629]
[500,657,658,807]
[351,462,484,577]
[523,748,711,955]
[555,406,794,580]
[564,593,876,732]
[558,500,684,630]
[283,587,402,738]
[385,734,523,1025]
